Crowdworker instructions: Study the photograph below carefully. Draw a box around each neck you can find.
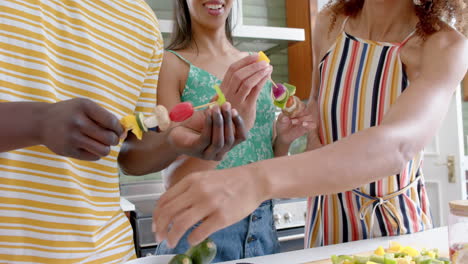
[190,22,234,55]
[358,0,417,39]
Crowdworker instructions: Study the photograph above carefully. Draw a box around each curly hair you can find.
[326,0,467,38]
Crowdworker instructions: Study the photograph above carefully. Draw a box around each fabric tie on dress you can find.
[353,176,421,238]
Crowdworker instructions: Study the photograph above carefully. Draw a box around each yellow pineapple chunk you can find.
[389,241,402,252]
[375,246,386,256]
[258,51,270,64]
[401,246,420,257]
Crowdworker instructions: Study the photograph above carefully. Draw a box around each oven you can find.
[122,182,308,257]
[273,198,307,252]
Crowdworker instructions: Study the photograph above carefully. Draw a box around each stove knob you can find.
[284,212,293,223]
[273,213,281,225]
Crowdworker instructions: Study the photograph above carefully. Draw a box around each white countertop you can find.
[120,196,135,212]
[219,227,449,264]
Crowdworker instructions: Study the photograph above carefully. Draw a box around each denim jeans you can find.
[155,200,280,263]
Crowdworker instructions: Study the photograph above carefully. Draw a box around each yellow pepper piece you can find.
[258,51,270,64]
[389,241,402,252]
[401,246,420,257]
[213,85,226,105]
[426,250,436,259]
[366,261,379,264]
[120,115,143,140]
[375,246,386,256]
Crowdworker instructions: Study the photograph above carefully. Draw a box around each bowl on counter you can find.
[124,255,176,264]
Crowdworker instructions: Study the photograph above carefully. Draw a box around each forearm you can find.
[118,131,180,176]
[273,137,290,157]
[0,102,45,152]
[252,126,408,199]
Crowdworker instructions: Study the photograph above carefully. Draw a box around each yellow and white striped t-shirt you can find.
[0,0,162,263]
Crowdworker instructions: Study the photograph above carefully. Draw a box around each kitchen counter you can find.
[219,227,449,264]
[120,196,136,212]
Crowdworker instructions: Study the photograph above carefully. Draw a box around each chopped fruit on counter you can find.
[258,51,270,64]
[331,242,450,264]
[375,246,386,256]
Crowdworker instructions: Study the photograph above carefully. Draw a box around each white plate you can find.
[124,255,176,264]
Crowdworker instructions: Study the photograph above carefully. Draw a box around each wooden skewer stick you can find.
[194,101,217,110]
[270,77,278,88]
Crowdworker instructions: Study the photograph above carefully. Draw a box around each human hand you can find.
[276,100,317,146]
[152,165,266,248]
[39,98,124,161]
[220,54,273,129]
[168,103,248,161]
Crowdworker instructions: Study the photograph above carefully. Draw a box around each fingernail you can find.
[259,61,268,67]
[303,122,309,127]
[232,109,239,117]
[292,119,299,125]
[152,222,156,233]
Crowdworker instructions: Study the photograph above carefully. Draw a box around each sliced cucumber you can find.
[135,112,148,132]
[186,238,217,264]
[169,254,192,264]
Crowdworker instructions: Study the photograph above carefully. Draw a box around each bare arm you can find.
[160,53,272,187]
[152,27,468,247]
[0,102,44,152]
[262,28,468,198]
[154,52,220,185]
[0,99,123,161]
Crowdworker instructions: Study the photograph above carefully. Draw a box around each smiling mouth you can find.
[203,3,225,11]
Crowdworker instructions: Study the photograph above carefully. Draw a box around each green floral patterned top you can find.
[167,50,275,169]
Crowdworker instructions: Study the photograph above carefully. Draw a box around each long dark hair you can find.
[167,0,234,50]
[326,0,467,38]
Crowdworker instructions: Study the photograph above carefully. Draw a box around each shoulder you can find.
[421,25,467,64]
[162,51,189,75]
[118,0,163,50]
[313,7,347,57]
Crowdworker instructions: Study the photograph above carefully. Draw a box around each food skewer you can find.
[258,51,300,116]
[121,84,227,140]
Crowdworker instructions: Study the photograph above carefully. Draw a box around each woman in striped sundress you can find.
[304,0,466,247]
[151,0,468,249]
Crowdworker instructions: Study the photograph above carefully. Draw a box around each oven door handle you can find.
[278,233,305,242]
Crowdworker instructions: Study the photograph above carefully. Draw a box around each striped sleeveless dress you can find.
[305,18,433,248]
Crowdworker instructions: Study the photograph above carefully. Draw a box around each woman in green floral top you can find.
[154,0,314,262]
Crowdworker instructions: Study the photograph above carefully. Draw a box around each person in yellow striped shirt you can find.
[0,0,262,263]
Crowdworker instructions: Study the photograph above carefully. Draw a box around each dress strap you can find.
[340,17,350,33]
[400,29,417,47]
[166,50,192,65]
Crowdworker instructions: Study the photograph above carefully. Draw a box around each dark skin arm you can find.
[0,98,123,161]
[118,105,247,176]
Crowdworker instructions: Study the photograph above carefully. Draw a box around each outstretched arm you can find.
[153,28,468,247]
